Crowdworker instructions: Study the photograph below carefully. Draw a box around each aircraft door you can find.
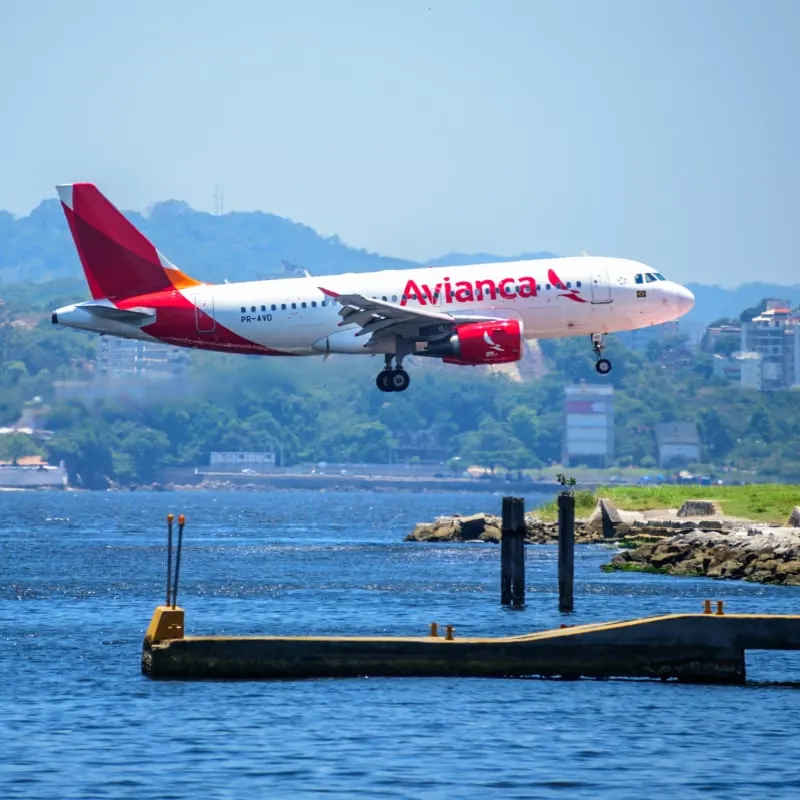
[194,294,216,332]
[590,265,612,304]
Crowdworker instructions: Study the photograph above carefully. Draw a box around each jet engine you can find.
[426,319,523,365]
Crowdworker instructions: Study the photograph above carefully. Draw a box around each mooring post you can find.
[166,513,174,607]
[558,492,575,612]
[172,514,186,608]
[501,496,513,605]
[510,496,526,608]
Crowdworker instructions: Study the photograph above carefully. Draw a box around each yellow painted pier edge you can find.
[141,605,800,684]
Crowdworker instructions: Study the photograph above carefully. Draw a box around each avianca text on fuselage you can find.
[400,275,539,305]
[399,267,587,306]
[50,182,696,394]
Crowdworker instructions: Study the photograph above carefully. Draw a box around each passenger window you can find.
[291,303,296,309]
[546,284,551,290]
[251,306,256,312]
[536,284,541,292]
[634,274,643,284]
[566,282,571,288]
[645,273,656,283]
[301,302,306,309]
[240,306,246,313]
[402,294,407,301]
[576,281,582,288]
[261,305,266,312]
[322,301,327,307]
[311,301,317,308]
[271,304,276,311]
[392,295,397,302]
[281,304,286,310]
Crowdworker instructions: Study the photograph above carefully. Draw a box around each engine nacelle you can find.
[427,319,524,365]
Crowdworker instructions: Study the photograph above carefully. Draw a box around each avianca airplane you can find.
[52,183,695,392]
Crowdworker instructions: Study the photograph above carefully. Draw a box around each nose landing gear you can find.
[376,354,411,393]
[591,333,612,375]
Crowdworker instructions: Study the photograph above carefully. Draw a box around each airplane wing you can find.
[320,288,503,346]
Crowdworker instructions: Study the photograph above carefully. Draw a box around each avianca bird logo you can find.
[484,331,504,354]
[548,269,587,303]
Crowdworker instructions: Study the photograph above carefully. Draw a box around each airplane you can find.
[51,183,695,392]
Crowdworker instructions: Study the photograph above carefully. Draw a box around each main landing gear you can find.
[376,354,411,393]
[591,333,612,375]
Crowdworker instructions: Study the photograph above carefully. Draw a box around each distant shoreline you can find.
[159,474,569,494]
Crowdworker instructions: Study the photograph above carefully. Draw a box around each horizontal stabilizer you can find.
[83,304,156,324]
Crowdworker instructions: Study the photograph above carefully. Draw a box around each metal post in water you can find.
[166,513,174,606]
[500,496,513,605]
[558,493,575,612]
[172,513,186,608]
[510,497,526,608]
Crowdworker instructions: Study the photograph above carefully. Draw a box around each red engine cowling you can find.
[429,319,524,365]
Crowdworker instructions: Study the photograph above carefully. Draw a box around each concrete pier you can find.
[142,610,800,684]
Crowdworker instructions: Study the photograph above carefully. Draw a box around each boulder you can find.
[671,556,706,577]
[406,518,459,542]
[774,560,800,579]
[459,513,497,540]
[677,499,723,518]
[584,497,625,538]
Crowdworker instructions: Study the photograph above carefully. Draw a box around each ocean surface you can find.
[2,489,800,799]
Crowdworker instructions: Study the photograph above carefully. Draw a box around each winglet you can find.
[319,287,340,299]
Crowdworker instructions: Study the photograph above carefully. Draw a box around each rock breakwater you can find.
[405,512,612,544]
[605,527,800,586]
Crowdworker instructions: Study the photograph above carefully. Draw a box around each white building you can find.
[97,337,186,377]
[563,384,614,467]
[655,423,701,468]
[209,451,276,471]
[713,351,763,390]
[740,305,798,390]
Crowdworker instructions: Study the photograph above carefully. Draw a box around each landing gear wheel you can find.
[595,358,612,375]
[389,369,410,392]
[376,371,393,392]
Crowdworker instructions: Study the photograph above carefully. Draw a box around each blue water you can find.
[3,490,800,799]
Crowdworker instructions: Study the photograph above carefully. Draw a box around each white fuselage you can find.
[186,256,693,354]
[54,255,695,358]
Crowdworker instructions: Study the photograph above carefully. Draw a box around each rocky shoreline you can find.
[606,526,800,585]
[406,500,800,587]
[405,512,610,545]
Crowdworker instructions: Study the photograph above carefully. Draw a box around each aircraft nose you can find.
[671,284,695,316]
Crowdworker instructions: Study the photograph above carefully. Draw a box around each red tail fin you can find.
[56,183,202,300]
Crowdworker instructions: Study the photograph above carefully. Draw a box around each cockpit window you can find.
[655,272,665,280]
[645,273,656,283]
[634,273,643,284]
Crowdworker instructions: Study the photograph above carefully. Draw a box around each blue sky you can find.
[0,0,797,286]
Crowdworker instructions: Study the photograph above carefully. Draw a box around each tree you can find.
[47,424,114,489]
[458,420,531,470]
[508,406,540,453]
[0,432,39,464]
[117,427,171,484]
[747,407,775,444]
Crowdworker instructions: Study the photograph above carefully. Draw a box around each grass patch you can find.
[533,484,797,524]
[535,489,597,522]
[599,484,798,524]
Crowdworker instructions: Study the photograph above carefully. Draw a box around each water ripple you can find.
[2,490,800,799]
